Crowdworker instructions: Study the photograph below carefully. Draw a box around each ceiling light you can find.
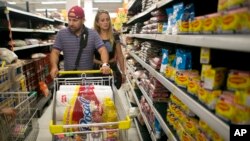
[41,1,66,4]
[36,8,58,12]
[7,2,16,4]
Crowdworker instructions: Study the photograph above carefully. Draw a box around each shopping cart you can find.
[50,70,131,141]
[0,91,39,141]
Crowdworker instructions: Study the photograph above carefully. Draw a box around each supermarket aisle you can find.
[36,85,139,141]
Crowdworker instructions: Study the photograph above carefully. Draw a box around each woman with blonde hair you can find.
[93,10,125,89]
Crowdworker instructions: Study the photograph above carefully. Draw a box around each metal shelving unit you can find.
[127,0,136,10]
[127,75,157,141]
[124,88,143,141]
[127,34,250,52]
[127,4,156,24]
[5,6,54,22]
[127,0,173,24]
[136,81,178,141]
[129,52,230,141]
[13,43,53,51]
[126,63,178,141]
[11,28,56,33]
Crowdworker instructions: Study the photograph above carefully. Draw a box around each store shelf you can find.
[126,63,177,141]
[13,43,53,51]
[133,118,144,141]
[127,77,157,141]
[127,0,172,24]
[125,87,144,141]
[40,43,54,47]
[13,44,39,51]
[128,34,250,52]
[127,34,155,39]
[156,0,173,8]
[4,6,54,22]
[129,52,230,141]
[127,0,136,10]
[11,28,55,33]
[127,4,156,24]
[53,18,68,24]
[136,81,178,141]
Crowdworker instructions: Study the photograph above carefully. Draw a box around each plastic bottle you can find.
[102,98,119,141]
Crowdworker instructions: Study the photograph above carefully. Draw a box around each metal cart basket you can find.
[0,91,38,141]
[50,70,131,141]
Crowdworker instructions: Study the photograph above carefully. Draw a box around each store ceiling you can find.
[3,0,123,13]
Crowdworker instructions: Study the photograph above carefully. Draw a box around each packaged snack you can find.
[198,84,208,104]
[172,3,184,35]
[191,16,204,34]
[175,49,192,70]
[174,108,186,123]
[218,0,229,11]
[210,130,224,141]
[167,111,176,126]
[196,130,209,141]
[183,117,199,136]
[180,131,196,141]
[165,8,174,35]
[175,70,190,88]
[187,73,200,96]
[178,3,195,34]
[231,103,250,124]
[215,92,235,121]
[235,89,250,107]
[206,90,222,110]
[203,13,221,34]
[221,8,249,33]
[201,64,212,81]
[227,70,250,91]
[160,49,169,74]
[228,0,250,10]
[204,67,227,90]
[198,120,209,133]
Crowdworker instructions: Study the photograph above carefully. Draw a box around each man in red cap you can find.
[50,6,110,78]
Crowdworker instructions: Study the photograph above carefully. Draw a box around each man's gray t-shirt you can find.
[53,27,104,70]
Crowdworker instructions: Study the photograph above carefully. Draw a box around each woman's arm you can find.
[115,42,125,75]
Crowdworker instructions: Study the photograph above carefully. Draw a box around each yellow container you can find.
[221,8,248,33]
[218,0,229,11]
[227,70,250,91]
[204,67,227,90]
[215,92,235,121]
[203,13,221,33]
[191,16,204,33]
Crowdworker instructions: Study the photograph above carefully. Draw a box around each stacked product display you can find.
[124,0,250,141]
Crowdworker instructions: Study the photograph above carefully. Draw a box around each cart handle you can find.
[59,70,113,75]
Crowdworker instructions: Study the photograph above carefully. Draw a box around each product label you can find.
[78,97,92,131]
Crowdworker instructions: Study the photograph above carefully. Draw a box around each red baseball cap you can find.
[68,6,85,19]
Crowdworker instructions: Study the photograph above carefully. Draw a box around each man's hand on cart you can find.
[0,107,16,117]
[100,63,111,74]
[50,67,59,79]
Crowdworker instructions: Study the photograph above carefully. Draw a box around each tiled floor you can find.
[36,85,139,141]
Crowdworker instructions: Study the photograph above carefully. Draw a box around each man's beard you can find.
[69,26,81,33]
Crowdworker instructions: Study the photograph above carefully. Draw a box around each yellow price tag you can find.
[200,48,210,64]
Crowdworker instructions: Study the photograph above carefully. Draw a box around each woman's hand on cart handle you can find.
[0,107,16,117]
[50,67,59,79]
[100,63,111,74]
